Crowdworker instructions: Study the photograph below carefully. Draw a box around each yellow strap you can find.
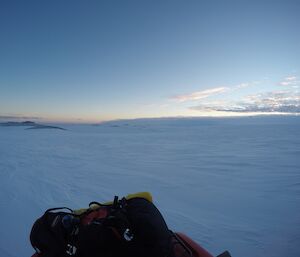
[74,192,153,215]
[102,191,153,205]
[125,191,153,203]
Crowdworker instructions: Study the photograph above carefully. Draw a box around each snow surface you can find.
[0,116,299,257]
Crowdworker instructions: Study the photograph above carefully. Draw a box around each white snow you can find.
[0,116,299,257]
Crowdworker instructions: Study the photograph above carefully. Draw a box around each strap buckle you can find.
[66,244,77,256]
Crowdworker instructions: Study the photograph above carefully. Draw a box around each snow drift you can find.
[0,116,299,257]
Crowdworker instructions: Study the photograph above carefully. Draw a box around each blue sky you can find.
[0,1,299,122]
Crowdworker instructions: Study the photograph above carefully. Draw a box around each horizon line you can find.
[1,112,299,125]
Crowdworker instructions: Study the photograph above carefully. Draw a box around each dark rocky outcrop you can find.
[0,121,66,130]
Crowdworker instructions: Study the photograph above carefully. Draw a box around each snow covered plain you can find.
[0,116,299,257]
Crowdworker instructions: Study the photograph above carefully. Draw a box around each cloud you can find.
[171,81,258,103]
[279,76,299,87]
[172,77,299,115]
[0,115,41,121]
[172,87,228,102]
[190,90,300,114]
[286,76,297,81]
[235,83,250,89]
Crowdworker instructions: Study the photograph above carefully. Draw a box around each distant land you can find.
[0,121,66,130]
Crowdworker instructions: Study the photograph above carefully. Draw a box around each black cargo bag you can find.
[30,197,173,257]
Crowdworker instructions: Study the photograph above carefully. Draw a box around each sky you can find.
[0,0,299,123]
